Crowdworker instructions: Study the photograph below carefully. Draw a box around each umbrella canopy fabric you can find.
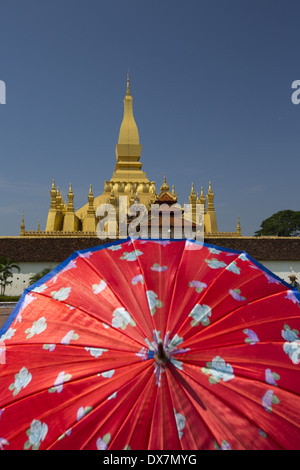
[0,237,300,450]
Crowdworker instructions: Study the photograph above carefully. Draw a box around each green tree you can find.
[29,268,51,285]
[255,210,300,237]
[0,257,20,296]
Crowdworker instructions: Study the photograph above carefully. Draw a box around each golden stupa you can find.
[21,74,241,238]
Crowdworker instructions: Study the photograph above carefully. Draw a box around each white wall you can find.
[260,260,300,286]
[5,259,300,297]
[5,262,58,296]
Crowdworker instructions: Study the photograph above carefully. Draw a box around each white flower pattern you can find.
[48,371,72,393]
[174,409,186,439]
[24,420,48,450]
[25,317,47,339]
[146,291,163,316]
[120,250,143,261]
[189,304,211,327]
[51,287,71,301]
[112,308,136,330]
[61,330,79,345]
[92,280,107,294]
[85,347,108,358]
[201,356,235,384]
[205,258,227,269]
[9,367,32,396]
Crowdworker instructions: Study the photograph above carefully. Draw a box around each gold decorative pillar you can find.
[45,180,58,232]
[189,183,197,223]
[20,212,25,236]
[83,185,96,233]
[237,216,241,236]
[198,186,206,212]
[204,181,218,233]
[63,183,77,232]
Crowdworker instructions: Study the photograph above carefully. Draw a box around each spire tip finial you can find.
[126,70,130,96]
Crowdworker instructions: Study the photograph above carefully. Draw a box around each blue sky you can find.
[0,0,299,236]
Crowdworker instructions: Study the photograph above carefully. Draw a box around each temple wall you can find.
[0,236,299,296]
[259,260,300,286]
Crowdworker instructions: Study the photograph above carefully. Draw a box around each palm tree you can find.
[0,257,20,296]
[29,268,51,286]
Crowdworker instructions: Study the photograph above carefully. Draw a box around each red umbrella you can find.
[0,237,300,450]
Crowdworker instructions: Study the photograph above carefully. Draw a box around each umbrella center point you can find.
[154,342,169,365]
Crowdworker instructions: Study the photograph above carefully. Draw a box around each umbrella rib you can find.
[107,366,157,450]
[164,368,184,450]
[30,287,147,350]
[183,310,300,350]
[183,344,300,391]
[167,364,245,449]
[184,337,294,353]
[180,356,300,447]
[6,337,296,373]
[145,363,185,450]
[130,237,158,337]
[165,366,207,450]
[171,362,262,449]
[71,249,151,342]
[0,368,109,446]
[195,252,242,304]
[4,341,142,357]
[179,289,296,345]
[211,373,300,436]
[146,371,161,450]
[13,360,152,450]
[201,265,292,322]
[170,252,242,338]
[173,250,293,343]
[1,355,146,413]
[65,361,155,450]
[164,240,190,336]
[171,364,282,449]
[224,358,300,397]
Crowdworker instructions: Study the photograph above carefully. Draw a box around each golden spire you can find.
[237,216,241,236]
[67,183,74,213]
[160,173,170,192]
[126,71,130,96]
[20,211,25,236]
[200,186,206,202]
[117,72,140,146]
[206,181,215,212]
[56,187,64,212]
[87,184,95,215]
[50,179,57,210]
[189,182,196,204]
[198,186,206,212]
